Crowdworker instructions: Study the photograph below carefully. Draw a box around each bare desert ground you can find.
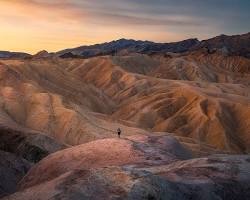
[1,34,250,199]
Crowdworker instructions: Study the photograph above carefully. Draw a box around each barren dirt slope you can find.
[0,52,250,153]
[64,55,250,153]
[1,51,250,199]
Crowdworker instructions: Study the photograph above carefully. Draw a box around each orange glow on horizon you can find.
[0,0,200,54]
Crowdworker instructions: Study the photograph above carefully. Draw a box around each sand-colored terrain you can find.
[1,52,250,153]
[63,54,250,152]
[1,44,250,199]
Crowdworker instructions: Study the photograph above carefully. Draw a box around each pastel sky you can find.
[0,0,249,54]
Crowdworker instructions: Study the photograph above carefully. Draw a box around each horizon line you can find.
[1,31,249,55]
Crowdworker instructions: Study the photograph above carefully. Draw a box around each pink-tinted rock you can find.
[19,135,192,189]
[4,155,250,200]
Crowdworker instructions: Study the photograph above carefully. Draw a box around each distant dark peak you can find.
[116,38,134,42]
[179,38,199,42]
[108,38,141,46]
[0,51,31,59]
[34,50,49,55]
[192,32,250,58]
[173,38,200,46]
[110,38,135,45]
[104,39,153,48]
[33,50,53,59]
[187,38,199,43]
[59,52,82,59]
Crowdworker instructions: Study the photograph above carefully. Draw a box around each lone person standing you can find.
[117,128,121,138]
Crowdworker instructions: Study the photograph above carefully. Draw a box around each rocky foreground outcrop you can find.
[0,151,31,198]
[0,125,66,163]
[3,136,250,200]
[0,125,66,197]
[18,135,193,189]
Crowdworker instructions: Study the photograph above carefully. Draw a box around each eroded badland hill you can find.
[1,33,250,200]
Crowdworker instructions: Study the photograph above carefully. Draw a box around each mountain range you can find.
[58,32,250,58]
[2,32,250,59]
